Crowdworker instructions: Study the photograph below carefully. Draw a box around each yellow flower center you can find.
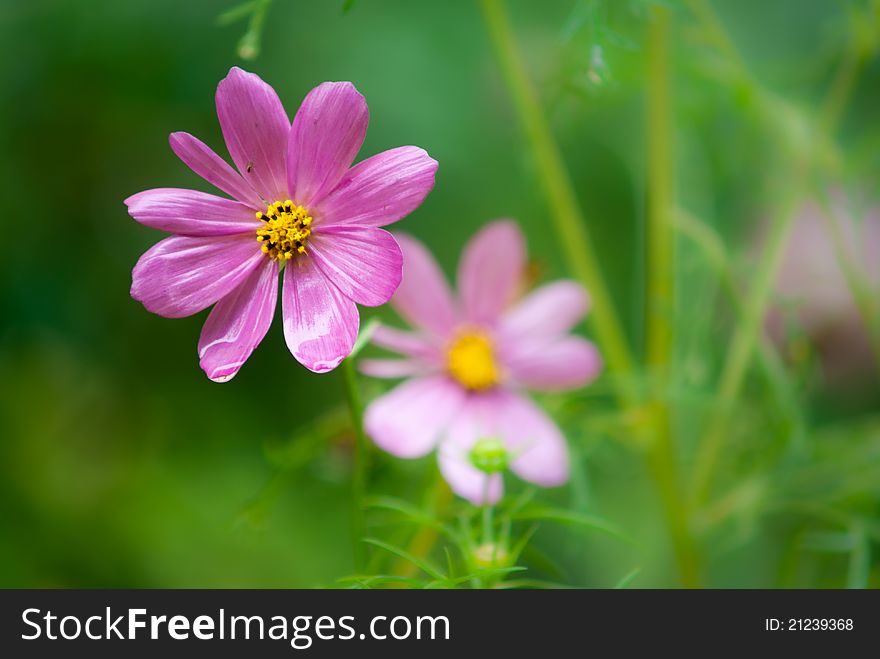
[447,332,499,391]
[255,200,312,261]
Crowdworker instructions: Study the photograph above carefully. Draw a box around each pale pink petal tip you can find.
[457,219,526,324]
[438,447,504,505]
[500,279,590,340]
[363,375,464,458]
[358,358,428,379]
[499,393,570,487]
[434,397,507,504]
[370,325,441,362]
[503,336,603,391]
[390,233,457,337]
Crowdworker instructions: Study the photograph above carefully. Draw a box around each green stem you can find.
[341,358,368,572]
[236,0,272,60]
[393,474,452,578]
[645,6,701,588]
[478,0,635,402]
[687,0,749,80]
[813,188,880,377]
[482,481,495,547]
[674,209,805,448]
[646,6,674,375]
[478,478,497,589]
[690,185,802,504]
[818,18,866,135]
[687,0,868,506]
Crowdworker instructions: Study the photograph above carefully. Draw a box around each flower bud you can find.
[473,543,510,570]
[468,437,509,474]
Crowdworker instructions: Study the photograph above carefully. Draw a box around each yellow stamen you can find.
[447,331,499,391]
[255,200,312,261]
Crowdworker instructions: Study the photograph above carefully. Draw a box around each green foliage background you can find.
[0,0,878,587]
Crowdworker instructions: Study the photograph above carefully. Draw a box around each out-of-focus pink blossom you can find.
[362,221,603,504]
[771,192,880,381]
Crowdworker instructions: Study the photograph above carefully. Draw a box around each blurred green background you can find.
[1,0,878,587]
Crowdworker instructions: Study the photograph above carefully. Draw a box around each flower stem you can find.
[478,0,635,400]
[686,0,867,506]
[646,7,673,376]
[819,10,869,136]
[341,357,368,572]
[813,188,880,377]
[645,6,701,588]
[690,185,802,505]
[674,208,806,446]
[812,3,880,376]
[482,481,495,547]
[393,475,452,578]
[477,478,498,589]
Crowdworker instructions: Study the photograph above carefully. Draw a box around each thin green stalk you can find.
[482,481,495,547]
[674,209,805,446]
[690,186,802,504]
[687,0,749,81]
[819,11,869,136]
[813,188,880,376]
[646,6,674,375]
[687,0,868,506]
[236,0,272,60]
[847,519,870,589]
[393,475,452,578]
[644,6,700,587]
[647,435,701,586]
[477,479,498,589]
[812,5,876,354]
[478,0,635,400]
[342,358,368,572]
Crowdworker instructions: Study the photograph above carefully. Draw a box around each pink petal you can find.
[131,234,264,318]
[499,280,590,341]
[437,397,503,505]
[501,336,602,391]
[168,132,264,209]
[287,82,368,208]
[281,259,359,373]
[313,146,437,227]
[457,220,526,324]
[216,67,290,203]
[359,358,431,379]
[494,391,569,487]
[364,375,464,458]
[390,233,458,337]
[125,188,260,236]
[198,258,279,383]
[308,225,402,307]
[371,325,442,362]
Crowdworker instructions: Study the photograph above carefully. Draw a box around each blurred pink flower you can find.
[771,192,880,381]
[362,221,602,504]
[127,67,437,381]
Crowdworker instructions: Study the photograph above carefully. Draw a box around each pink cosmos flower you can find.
[769,191,880,382]
[127,67,437,381]
[362,220,602,504]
